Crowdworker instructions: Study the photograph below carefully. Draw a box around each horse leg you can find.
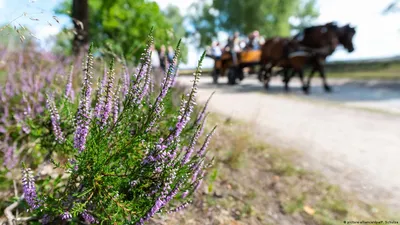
[263,64,273,89]
[304,67,317,94]
[297,69,307,93]
[287,69,301,92]
[258,63,267,82]
[283,69,291,92]
[318,65,332,92]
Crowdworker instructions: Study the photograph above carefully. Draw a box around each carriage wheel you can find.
[237,67,244,81]
[258,68,265,82]
[227,68,237,85]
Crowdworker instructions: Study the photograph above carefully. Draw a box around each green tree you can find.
[56,0,181,63]
[291,0,320,33]
[186,2,219,48]
[187,0,319,48]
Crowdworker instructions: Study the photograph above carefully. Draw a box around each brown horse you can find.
[291,23,356,93]
[259,22,340,88]
[258,36,309,89]
[259,22,356,93]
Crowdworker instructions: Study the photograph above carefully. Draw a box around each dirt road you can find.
[177,75,400,210]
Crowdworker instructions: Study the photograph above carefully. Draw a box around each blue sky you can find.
[1,0,399,69]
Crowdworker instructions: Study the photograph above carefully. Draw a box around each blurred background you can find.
[0,0,399,69]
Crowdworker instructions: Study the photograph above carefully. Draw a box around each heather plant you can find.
[14,36,215,224]
[0,47,83,176]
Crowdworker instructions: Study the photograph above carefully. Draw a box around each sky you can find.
[0,0,399,69]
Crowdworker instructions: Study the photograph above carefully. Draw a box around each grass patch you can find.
[148,113,398,225]
[326,63,400,79]
[179,61,400,80]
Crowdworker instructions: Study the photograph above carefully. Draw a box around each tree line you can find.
[55,0,320,63]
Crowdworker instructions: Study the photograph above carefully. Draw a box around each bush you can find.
[1,34,216,224]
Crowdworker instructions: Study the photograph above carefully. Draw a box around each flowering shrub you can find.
[14,35,215,224]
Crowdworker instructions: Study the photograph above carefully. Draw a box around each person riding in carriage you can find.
[224,32,242,65]
[246,30,262,50]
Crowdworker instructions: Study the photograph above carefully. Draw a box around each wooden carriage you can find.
[211,49,261,84]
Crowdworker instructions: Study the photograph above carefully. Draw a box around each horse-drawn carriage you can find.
[207,22,356,94]
[209,49,261,85]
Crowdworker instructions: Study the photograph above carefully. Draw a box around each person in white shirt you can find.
[211,41,222,59]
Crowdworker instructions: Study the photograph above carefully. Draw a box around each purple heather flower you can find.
[149,75,154,96]
[74,46,94,153]
[81,210,97,224]
[130,180,138,187]
[18,51,23,67]
[5,80,14,97]
[100,59,115,127]
[136,63,151,105]
[22,123,31,134]
[135,38,153,84]
[146,184,161,197]
[142,143,168,165]
[0,125,6,133]
[129,39,152,101]
[194,91,215,127]
[93,70,107,120]
[112,83,121,124]
[122,62,130,98]
[46,66,58,84]
[164,181,182,203]
[137,199,165,225]
[182,114,208,165]
[197,126,217,157]
[68,159,78,171]
[191,161,203,183]
[155,167,162,173]
[46,95,65,143]
[167,202,191,214]
[129,66,139,97]
[193,170,206,192]
[22,167,40,209]
[137,178,182,225]
[41,214,51,224]
[162,54,201,147]
[14,113,31,134]
[145,46,180,132]
[159,170,176,199]
[65,65,75,101]
[170,61,180,87]
[22,94,32,117]
[61,211,72,220]
[181,190,189,199]
[3,144,17,170]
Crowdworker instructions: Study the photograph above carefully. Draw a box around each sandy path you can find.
[177,75,400,211]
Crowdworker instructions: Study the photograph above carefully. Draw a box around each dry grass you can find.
[149,113,399,225]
